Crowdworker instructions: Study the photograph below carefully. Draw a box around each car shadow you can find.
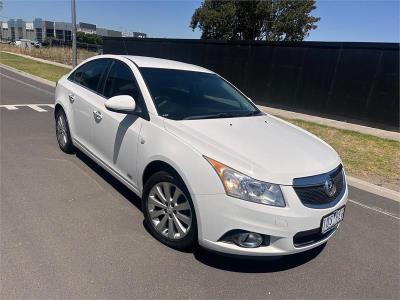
[113,114,138,164]
[192,243,326,273]
[75,149,325,273]
[75,150,142,211]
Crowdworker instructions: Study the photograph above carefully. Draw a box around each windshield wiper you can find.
[184,111,263,120]
[183,112,243,120]
[242,110,263,117]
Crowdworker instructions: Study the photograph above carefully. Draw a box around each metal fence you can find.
[103,37,399,130]
[45,39,102,53]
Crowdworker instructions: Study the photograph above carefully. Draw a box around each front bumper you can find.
[193,184,348,256]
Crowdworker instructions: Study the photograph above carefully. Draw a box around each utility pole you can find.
[71,0,77,67]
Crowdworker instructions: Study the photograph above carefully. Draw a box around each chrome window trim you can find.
[67,58,150,121]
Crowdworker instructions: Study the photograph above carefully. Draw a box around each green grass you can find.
[0,51,69,82]
[285,118,400,189]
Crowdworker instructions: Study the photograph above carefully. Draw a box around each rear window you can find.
[68,59,110,93]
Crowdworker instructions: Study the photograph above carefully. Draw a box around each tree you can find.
[76,31,103,45]
[190,0,320,41]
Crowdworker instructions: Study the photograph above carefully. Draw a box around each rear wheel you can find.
[55,109,74,154]
[142,171,197,250]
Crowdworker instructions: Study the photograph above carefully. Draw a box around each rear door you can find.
[66,58,111,151]
[91,59,148,189]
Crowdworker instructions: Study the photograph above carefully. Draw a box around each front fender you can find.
[136,119,224,197]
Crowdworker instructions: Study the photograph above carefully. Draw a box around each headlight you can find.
[205,157,285,207]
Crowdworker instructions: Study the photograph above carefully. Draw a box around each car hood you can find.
[164,114,341,185]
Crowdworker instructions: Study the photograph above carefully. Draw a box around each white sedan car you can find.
[55,55,348,256]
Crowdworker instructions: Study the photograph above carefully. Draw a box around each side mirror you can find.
[104,95,136,114]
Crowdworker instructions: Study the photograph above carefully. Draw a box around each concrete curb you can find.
[2,61,399,202]
[0,63,56,87]
[259,105,400,142]
[347,176,400,202]
[1,51,73,69]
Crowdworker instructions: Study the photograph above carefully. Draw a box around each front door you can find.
[91,60,145,189]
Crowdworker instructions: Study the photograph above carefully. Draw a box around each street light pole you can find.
[71,0,77,67]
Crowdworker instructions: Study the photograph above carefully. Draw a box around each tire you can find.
[142,171,197,250]
[55,109,75,154]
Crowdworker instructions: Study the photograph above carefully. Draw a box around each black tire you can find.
[55,109,75,154]
[142,171,197,250]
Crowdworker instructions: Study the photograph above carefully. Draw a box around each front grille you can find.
[293,226,337,248]
[293,165,345,208]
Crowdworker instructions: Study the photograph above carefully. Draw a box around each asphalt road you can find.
[1,66,399,299]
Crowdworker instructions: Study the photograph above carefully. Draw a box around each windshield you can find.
[140,68,262,120]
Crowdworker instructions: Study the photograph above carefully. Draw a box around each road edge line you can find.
[347,176,400,202]
[349,199,400,220]
[0,63,56,87]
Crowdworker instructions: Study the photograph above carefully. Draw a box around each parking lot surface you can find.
[1,66,399,299]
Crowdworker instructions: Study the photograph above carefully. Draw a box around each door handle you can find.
[93,110,103,121]
[68,93,75,103]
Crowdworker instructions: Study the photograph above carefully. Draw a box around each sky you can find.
[0,0,399,42]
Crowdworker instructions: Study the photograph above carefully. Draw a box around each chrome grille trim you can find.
[293,164,343,187]
[293,165,346,209]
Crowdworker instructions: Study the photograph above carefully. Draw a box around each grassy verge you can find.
[0,44,96,65]
[0,51,70,82]
[286,118,400,191]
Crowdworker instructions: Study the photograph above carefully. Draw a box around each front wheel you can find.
[55,109,74,154]
[142,171,197,250]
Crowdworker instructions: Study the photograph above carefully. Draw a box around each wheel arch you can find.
[141,159,200,218]
[54,103,64,119]
[142,160,188,192]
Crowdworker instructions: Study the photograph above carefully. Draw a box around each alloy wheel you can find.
[147,182,192,240]
[56,114,68,148]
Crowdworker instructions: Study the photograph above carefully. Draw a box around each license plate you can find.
[321,206,345,234]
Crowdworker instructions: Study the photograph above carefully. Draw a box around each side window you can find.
[103,61,141,101]
[68,64,85,84]
[68,59,110,93]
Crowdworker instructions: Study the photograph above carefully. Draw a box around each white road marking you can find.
[4,105,18,110]
[349,199,400,220]
[0,73,54,95]
[0,104,54,112]
[27,104,47,112]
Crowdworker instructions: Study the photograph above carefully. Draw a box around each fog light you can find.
[232,232,263,248]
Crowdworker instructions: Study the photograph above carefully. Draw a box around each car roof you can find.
[120,55,214,74]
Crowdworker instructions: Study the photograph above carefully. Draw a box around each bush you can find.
[77,32,103,45]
